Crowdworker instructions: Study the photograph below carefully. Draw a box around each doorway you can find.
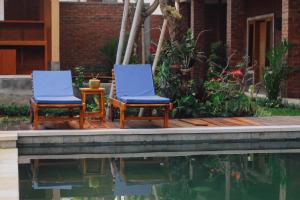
[247,14,274,84]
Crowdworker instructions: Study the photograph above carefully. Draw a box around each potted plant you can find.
[89,73,100,89]
[177,29,205,75]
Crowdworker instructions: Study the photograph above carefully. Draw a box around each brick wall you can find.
[150,15,165,44]
[226,0,246,66]
[60,2,163,71]
[282,0,300,98]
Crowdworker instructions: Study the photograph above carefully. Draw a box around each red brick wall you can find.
[60,2,162,71]
[226,0,247,66]
[150,15,165,44]
[60,2,126,70]
[282,0,300,98]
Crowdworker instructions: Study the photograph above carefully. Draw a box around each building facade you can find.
[180,0,300,98]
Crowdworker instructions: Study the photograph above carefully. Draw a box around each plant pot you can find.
[89,78,100,89]
[180,68,192,76]
[170,64,180,73]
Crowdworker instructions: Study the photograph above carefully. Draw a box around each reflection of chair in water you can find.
[113,158,170,196]
[32,159,84,190]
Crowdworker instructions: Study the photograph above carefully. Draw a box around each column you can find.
[0,0,4,21]
[51,0,60,70]
[226,0,246,66]
[282,0,300,98]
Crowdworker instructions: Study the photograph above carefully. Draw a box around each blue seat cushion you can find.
[32,71,74,97]
[118,95,170,104]
[114,64,155,98]
[34,96,82,105]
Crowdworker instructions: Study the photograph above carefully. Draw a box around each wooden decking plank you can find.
[179,119,209,126]
[233,117,262,126]
[222,118,250,126]
[199,118,227,126]
[170,119,195,127]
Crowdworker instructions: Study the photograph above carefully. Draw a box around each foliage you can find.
[263,40,291,104]
[0,104,80,117]
[171,81,202,118]
[162,29,205,69]
[255,99,300,116]
[154,59,202,118]
[202,57,256,117]
[207,41,227,79]
[154,60,180,100]
[99,37,119,67]
[73,66,85,88]
[0,104,29,116]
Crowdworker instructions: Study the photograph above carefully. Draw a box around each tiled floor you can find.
[0,149,19,200]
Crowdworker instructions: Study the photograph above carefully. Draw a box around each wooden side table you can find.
[80,88,106,123]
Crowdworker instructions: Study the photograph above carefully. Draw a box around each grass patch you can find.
[256,106,300,117]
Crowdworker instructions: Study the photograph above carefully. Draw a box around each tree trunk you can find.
[159,0,184,42]
[116,0,130,64]
[123,0,144,64]
[152,19,168,74]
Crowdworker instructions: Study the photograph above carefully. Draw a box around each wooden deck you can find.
[38,116,300,130]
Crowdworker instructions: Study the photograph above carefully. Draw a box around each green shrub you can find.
[0,104,29,116]
[73,66,85,88]
[263,40,291,105]
[203,57,256,117]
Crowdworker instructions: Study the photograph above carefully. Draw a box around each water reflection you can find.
[19,154,300,200]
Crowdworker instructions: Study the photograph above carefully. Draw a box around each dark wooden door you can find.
[0,49,17,74]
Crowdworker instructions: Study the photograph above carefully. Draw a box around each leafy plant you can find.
[0,104,29,116]
[203,57,256,117]
[207,41,227,79]
[73,66,85,88]
[162,29,205,69]
[100,37,119,67]
[263,40,291,104]
[155,60,180,100]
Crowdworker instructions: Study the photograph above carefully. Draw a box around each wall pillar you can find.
[0,0,4,21]
[226,0,246,66]
[51,0,60,70]
[282,0,300,98]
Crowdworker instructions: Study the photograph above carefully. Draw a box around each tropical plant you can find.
[154,60,180,100]
[161,29,205,70]
[263,40,291,104]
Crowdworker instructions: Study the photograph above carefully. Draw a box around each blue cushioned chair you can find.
[30,71,84,129]
[109,64,172,128]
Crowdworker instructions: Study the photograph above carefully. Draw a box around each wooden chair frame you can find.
[109,70,172,129]
[30,98,85,130]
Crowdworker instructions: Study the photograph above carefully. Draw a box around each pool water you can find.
[19,153,300,200]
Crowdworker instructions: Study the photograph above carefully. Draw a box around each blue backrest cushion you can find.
[32,70,74,97]
[114,64,155,98]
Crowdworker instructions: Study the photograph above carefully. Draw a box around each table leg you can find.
[99,92,105,122]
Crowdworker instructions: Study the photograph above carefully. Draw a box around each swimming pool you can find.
[19,152,300,200]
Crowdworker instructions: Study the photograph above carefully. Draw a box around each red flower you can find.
[149,44,157,54]
[230,69,243,77]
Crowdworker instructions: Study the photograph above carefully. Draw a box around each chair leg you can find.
[79,105,84,129]
[163,106,169,128]
[120,107,125,129]
[110,104,114,122]
[33,104,39,130]
[68,108,74,117]
[29,101,34,123]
